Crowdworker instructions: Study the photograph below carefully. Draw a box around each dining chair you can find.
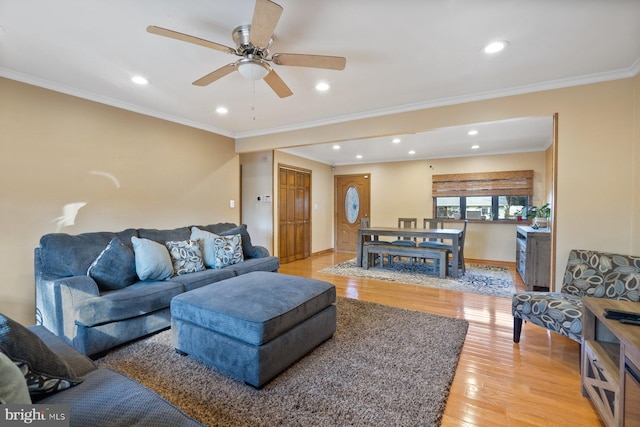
[418,219,468,275]
[390,217,418,264]
[422,218,444,243]
[360,217,388,267]
[391,218,417,246]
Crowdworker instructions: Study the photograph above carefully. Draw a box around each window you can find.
[432,170,533,221]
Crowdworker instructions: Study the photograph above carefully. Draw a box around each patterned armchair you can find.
[512,249,640,343]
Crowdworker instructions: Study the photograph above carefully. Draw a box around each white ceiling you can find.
[280,116,554,165]
[1,0,639,164]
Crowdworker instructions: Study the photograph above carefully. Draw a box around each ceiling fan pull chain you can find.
[251,79,257,120]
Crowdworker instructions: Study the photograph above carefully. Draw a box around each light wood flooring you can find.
[278,251,603,427]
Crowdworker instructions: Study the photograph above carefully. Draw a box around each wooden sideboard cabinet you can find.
[515,225,550,291]
[582,297,640,427]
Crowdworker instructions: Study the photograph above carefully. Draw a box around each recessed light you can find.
[392,138,401,144]
[471,145,480,150]
[333,145,341,150]
[215,106,228,114]
[315,82,330,92]
[131,75,149,85]
[408,150,416,155]
[356,155,363,159]
[484,41,508,54]
[468,130,478,136]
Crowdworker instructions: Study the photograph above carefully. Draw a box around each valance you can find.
[432,170,533,197]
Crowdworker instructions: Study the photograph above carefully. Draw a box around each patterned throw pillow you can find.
[165,240,206,276]
[87,236,138,291]
[213,234,244,269]
[0,314,82,398]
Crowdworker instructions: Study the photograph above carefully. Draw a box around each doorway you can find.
[278,165,311,264]
[335,174,371,252]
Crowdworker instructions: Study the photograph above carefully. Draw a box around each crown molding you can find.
[3,61,638,142]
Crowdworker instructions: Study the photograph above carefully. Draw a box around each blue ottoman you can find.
[170,271,336,388]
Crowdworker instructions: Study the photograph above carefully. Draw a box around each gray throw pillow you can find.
[131,236,174,281]
[0,351,31,404]
[87,236,138,291]
[0,314,82,398]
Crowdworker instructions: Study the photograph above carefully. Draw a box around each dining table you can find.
[356,226,465,278]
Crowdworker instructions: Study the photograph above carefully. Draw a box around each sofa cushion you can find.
[37,368,203,426]
[168,268,236,292]
[165,240,205,276]
[87,236,138,291]
[137,227,191,244]
[74,281,185,327]
[213,234,244,269]
[39,229,137,277]
[0,313,83,398]
[0,352,31,404]
[229,256,280,275]
[131,236,174,281]
[191,222,237,235]
[190,227,220,268]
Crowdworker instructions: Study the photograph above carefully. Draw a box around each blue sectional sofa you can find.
[35,223,279,356]
[0,311,204,426]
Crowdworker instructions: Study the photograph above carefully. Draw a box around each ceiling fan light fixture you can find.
[237,60,270,80]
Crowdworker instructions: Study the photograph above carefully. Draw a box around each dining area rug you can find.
[97,297,468,427]
[319,258,515,298]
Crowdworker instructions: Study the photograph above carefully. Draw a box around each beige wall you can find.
[240,151,274,253]
[3,74,638,324]
[334,151,547,262]
[238,78,639,289]
[0,78,239,325]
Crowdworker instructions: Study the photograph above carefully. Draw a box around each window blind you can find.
[432,170,533,197]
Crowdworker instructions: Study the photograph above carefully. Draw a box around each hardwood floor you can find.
[278,251,603,427]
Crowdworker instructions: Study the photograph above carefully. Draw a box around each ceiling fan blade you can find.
[250,0,283,48]
[272,53,346,70]
[192,64,237,86]
[147,26,236,54]
[263,69,293,98]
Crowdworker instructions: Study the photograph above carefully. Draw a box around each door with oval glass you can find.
[335,174,371,252]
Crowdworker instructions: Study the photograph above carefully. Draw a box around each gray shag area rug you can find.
[96,297,468,427]
[319,259,515,298]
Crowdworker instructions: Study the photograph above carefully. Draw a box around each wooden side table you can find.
[581,297,640,427]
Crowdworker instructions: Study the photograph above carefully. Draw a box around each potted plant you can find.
[525,203,551,228]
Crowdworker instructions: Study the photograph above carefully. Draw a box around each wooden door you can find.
[335,174,371,252]
[278,166,311,264]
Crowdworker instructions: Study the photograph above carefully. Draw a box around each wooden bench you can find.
[362,244,449,278]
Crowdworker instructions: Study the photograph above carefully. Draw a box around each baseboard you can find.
[311,248,335,257]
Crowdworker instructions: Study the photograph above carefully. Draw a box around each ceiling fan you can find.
[147,0,346,98]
